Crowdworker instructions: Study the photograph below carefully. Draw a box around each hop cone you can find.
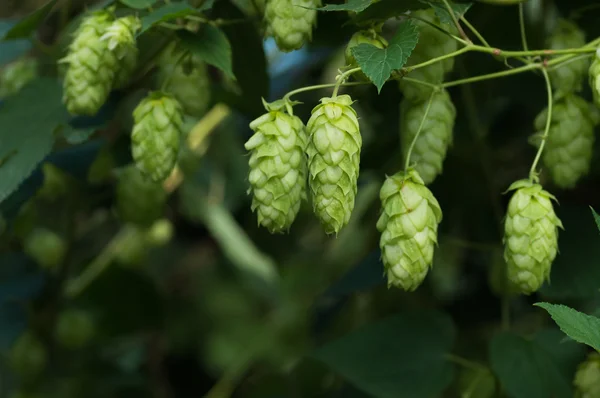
[116,166,168,227]
[307,94,361,234]
[244,99,308,233]
[265,0,321,52]
[399,9,458,100]
[61,10,116,116]
[574,353,600,398]
[345,29,388,82]
[503,179,563,294]
[10,332,47,380]
[401,89,456,185]
[23,228,67,270]
[0,58,38,98]
[547,19,588,94]
[101,15,142,88]
[376,169,443,291]
[589,49,600,108]
[131,91,184,182]
[532,94,597,189]
[55,309,95,349]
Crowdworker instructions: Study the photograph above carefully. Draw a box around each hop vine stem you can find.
[405,91,436,171]
[441,0,470,43]
[529,68,552,181]
[333,67,362,97]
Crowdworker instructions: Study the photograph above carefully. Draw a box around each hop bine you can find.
[376,169,442,291]
[265,0,321,52]
[244,99,308,233]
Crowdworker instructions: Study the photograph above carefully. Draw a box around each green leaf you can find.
[351,20,419,92]
[2,0,58,40]
[534,303,600,352]
[62,125,101,144]
[177,26,235,79]
[423,0,472,24]
[313,311,456,398]
[119,0,157,9]
[490,332,573,398]
[351,0,428,25]
[0,78,67,204]
[139,1,207,34]
[590,206,600,233]
[533,328,586,378]
[317,0,373,12]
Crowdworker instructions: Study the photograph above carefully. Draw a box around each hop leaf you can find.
[547,19,588,94]
[401,89,456,185]
[532,94,597,189]
[574,352,600,398]
[503,180,563,294]
[589,49,600,109]
[131,91,184,182]
[0,57,38,98]
[116,165,168,227]
[376,169,443,291]
[306,94,361,234]
[245,99,308,233]
[345,28,388,82]
[265,0,321,52]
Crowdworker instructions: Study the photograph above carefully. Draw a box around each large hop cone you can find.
[574,353,600,398]
[307,94,361,235]
[116,166,167,227]
[532,94,597,189]
[61,10,117,116]
[100,15,141,88]
[376,169,442,291]
[547,19,588,94]
[399,9,458,100]
[157,45,211,118]
[244,99,308,233]
[265,0,321,52]
[589,50,600,108]
[131,92,184,182]
[503,180,563,294]
[401,89,456,185]
[345,29,388,82]
[0,57,38,98]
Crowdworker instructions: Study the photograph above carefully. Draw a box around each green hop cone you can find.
[245,99,308,233]
[100,15,142,88]
[547,19,588,94]
[61,10,116,116]
[23,228,67,270]
[532,94,597,189]
[10,331,47,380]
[401,89,456,185]
[503,179,563,294]
[0,57,38,98]
[345,29,388,82]
[116,166,168,227]
[306,94,361,234]
[114,225,148,267]
[146,218,174,246]
[589,49,600,108]
[399,9,458,100]
[376,169,442,291]
[131,91,184,182]
[265,0,321,52]
[574,352,600,398]
[55,309,95,349]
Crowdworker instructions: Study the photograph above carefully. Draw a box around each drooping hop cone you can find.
[244,99,308,233]
[532,94,597,189]
[574,352,600,398]
[61,10,116,116]
[503,180,563,294]
[265,0,321,52]
[547,19,588,94]
[100,15,142,88]
[116,166,168,227]
[0,57,38,98]
[307,94,361,235]
[376,169,442,291]
[589,50,600,108]
[399,9,458,100]
[345,29,388,82]
[131,92,184,182]
[401,89,456,185]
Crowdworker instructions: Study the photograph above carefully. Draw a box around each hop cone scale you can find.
[547,19,588,94]
[376,169,442,291]
[244,99,308,233]
[306,94,361,235]
[345,29,388,82]
[265,0,321,52]
[503,179,563,294]
[574,353,600,398]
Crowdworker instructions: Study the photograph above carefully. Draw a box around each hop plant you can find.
[547,19,588,94]
[401,89,456,185]
[265,0,321,52]
[306,94,361,234]
[399,9,458,100]
[589,49,600,108]
[116,166,168,227]
[0,57,38,98]
[574,352,600,398]
[100,15,142,88]
[503,179,563,294]
[345,29,388,82]
[376,169,443,291]
[532,94,597,189]
[244,99,308,233]
[131,91,184,182]
[23,228,67,270]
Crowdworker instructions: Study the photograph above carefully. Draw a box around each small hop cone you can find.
[131,92,184,182]
[245,99,308,233]
[401,89,456,185]
[503,180,563,294]
[101,15,142,89]
[589,49,600,108]
[116,166,168,227]
[532,94,597,189]
[547,19,588,94]
[265,0,321,52]
[23,228,67,270]
[376,169,443,291]
[0,57,38,98]
[574,352,600,398]
[307,94,361,235]
[345,29,388,82]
